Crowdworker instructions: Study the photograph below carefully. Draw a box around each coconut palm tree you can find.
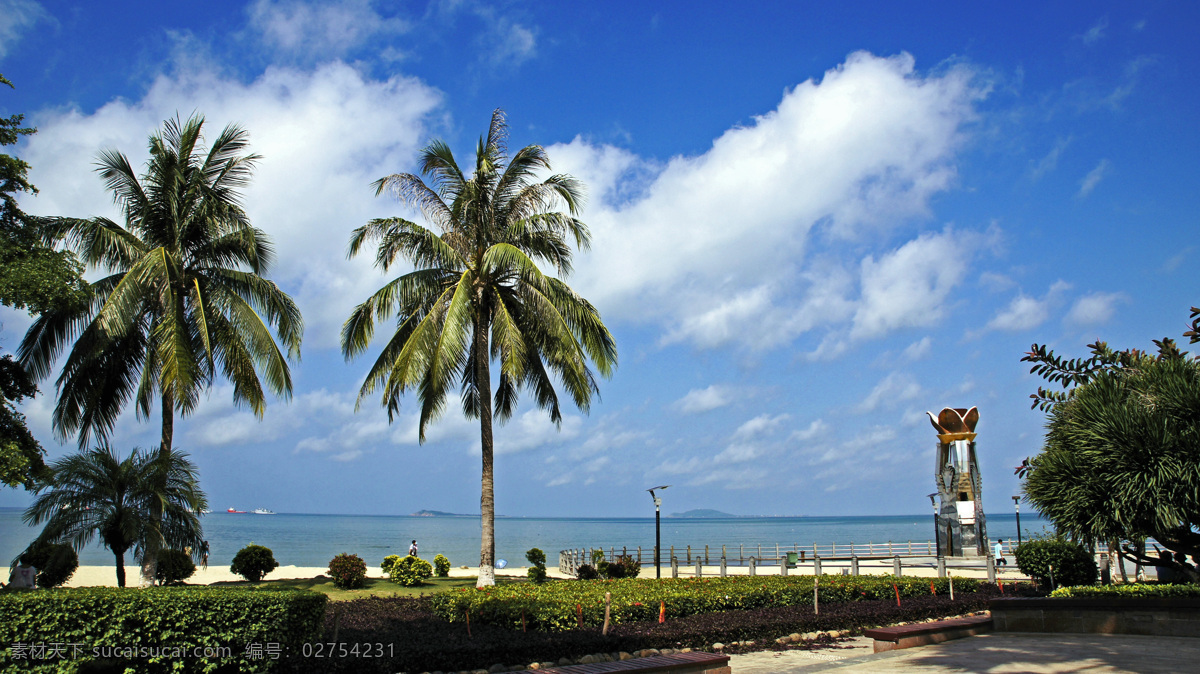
[342,109,617,587]
[17,114,302,582]
[23,445,207,587]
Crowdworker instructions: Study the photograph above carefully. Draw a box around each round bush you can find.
[1014,538,1098,588]
[525,548,547,567]
[387,554,433,587]
[328,553,368,589]
[155,549,196,585]
[230,543,279,582]
[575,563,598,580]
[25,541,78,588]
[602,554,641,580]
[433,553,451,578]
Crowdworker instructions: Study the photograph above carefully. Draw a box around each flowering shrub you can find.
[429,574,982,631]
[433,554,451,578]
[328,553,369,589]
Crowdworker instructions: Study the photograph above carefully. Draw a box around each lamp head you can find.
[927,492,938,507]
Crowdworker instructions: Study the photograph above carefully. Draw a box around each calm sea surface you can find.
[0,508,1047,569]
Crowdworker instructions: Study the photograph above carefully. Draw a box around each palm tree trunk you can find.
[140,390,174,587]
[475,316,496,588]
[115,549,127,588]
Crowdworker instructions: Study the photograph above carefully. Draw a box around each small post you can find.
[850,556,859,576]
[987,554,996,583]
[687,545,691,563]
[602,592,612,635]
[781,557,788,576]
[749,557,757,576]
[888,541,894,555]
[695,560,702,578]
[671,556,678,578]
[637,546,641,563]
[937,557,946,578]
[739,544,744,563]
[949,574,955,600]
[814,556,822,575]
[705,545,710,564]
[814,577,820,615]
[720,556,727,577]
[893,556,902,577]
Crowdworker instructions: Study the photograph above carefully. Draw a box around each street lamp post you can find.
[1013,496,1022,547]
[928,493,941,559]
[648,486,670,579]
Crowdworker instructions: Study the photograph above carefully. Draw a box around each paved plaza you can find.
[729,633,1200,673]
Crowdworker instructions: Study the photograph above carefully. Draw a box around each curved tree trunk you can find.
[475,314,495,588]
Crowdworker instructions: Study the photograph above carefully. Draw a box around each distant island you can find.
[668,509,739,518]
[410,509,475,517]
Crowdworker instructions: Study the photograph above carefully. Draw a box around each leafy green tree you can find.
[22,445,207,587]
[1021,325,1200,582]
[16,114,302,582]
[1,74,90,491]
[342,109,617,587]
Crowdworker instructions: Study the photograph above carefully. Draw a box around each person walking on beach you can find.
[994,539,1008,566]
[408,540,418,557]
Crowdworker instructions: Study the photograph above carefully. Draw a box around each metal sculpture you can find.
[927,407,988,557]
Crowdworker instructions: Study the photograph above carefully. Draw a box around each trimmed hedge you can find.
[1050,582,1200,598]
[0,586,326,673]
[429,575,981,631]
[1014,539,1097,588]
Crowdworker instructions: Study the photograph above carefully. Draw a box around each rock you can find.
[619,652,634,660]
[557,657,572,666]
[825,630,839,639]
[789,633,802,642]
[471,670,489,674]
[712,643,725,651]
[681,648,692,653]
[639,649,660,658]
[527,665,540,671]
[578,654,600,664]
[659,648,675,655]
[775,637,789,644]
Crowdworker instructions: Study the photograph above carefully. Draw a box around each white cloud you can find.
[982,281,1070,333]
[246,0,409,61]
[903,337,932,361]
[550,51,984,351]
[788,419,829,443]
[1080,17,1108,45]
[860,372,922,413]
[672,385,733,414]
[20,60,443,349]
[1031,137,1070,180]
[732,413,790,440]
[1064,291,1126,327]
[851,227,978,340]
[0,0,47,60]
[1078,159,1110,197]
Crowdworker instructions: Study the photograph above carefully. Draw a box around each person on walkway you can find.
[408,540,418,557]
[8,554,37,589]
[994,539,1008,566]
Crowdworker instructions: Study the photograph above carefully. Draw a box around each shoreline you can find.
[62,560,1022,588]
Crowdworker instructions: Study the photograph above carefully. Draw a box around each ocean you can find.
[0,508,1047,570]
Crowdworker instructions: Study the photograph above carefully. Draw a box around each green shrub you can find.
[381,554,401,573]
[603,554,641,579]
[431,574,980,631]
[386,555,433,587]
[433,553,451,578]
[1014,538,1097,588]
[23,540,78,588]
[0,586,325,672]
[328,553,368,589]
[1051,582,1200,598]
[155,548,197,585]
[230,543,279,582]
[576,563,599,580]
[526,547,548,584]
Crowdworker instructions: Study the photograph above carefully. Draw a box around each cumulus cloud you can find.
[20,61,443,349]
[859,372,922,413]
[1078,159,1110,197]
[549,52,984,351]
[903,337,932,361]
[983,281,1070,333]
[1064,291,1126,327]
[246,0,410,61]
[0,0,47,60]
[672,385,733,414]
[732,413,790,440]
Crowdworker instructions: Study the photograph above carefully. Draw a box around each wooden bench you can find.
[863,615,993,652]
[541,651,730,674]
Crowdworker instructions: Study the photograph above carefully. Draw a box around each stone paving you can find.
[728,633,1200,673]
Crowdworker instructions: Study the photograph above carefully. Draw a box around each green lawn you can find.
[208,575,528,601]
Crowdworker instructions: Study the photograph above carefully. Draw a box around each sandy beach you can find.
[62,558,1022,587]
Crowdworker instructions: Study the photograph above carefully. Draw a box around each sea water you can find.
[0,508,1047,570]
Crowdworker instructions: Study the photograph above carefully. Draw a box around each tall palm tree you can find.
[18,114,302,581]
[23,445,207,587]
[343,109,617,587]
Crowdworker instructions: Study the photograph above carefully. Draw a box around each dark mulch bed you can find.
[284,584,1036,673]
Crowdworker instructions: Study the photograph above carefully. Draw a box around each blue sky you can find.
[2,1,1197,519]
